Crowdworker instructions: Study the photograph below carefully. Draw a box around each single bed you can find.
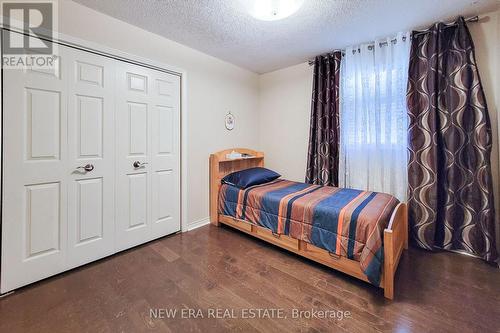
[210,148,407,299]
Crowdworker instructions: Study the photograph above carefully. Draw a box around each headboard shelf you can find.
[209,148,264,223]
[219,156,264,163]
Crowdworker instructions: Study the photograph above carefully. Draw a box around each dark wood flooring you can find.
[1,224,499,333]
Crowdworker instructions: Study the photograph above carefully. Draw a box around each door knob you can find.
[133,161,148,168]
[76,164,94,172]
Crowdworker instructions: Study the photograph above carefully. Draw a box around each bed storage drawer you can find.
[220,214,377,286]
[219,215,299,252]
[254,226,299,252]
[219,215,253,232]
[300,242,370,282]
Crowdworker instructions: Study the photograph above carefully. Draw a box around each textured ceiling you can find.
[73,0,499,73]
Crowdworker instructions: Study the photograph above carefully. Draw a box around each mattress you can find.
[218,179,399,285]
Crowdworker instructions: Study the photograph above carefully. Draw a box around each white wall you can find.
[59,1,260,228]
[258,63,312,182]
[258,9,500,252]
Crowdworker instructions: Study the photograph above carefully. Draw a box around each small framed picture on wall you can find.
[225,111,235,131]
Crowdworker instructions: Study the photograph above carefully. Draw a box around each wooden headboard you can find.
[209,148,264,224]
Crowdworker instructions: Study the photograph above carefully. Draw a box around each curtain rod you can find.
[307,15,479,66]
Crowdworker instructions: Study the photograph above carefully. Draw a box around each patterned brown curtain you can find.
[407,17,498,262]
[306,52,341,186]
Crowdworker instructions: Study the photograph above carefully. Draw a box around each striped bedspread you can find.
[218,179,399,285]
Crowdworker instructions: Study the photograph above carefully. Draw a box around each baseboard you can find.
[187,217,210,231]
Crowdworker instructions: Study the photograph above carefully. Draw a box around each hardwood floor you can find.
[1,224,499,333]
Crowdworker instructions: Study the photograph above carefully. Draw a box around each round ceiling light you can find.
[245,0,304,21]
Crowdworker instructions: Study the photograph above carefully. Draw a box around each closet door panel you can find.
[128,172,149,229]
[25,183,61,258]
[115,63,152,251]
[115,65,181,250]
[1,33,68,293]
[75,178,103,241]
[151,74,181,238]
[66,47,116,267]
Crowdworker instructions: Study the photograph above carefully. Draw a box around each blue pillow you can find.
[222,167,281,189]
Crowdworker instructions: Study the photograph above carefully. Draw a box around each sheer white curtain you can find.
[339,32,410,201]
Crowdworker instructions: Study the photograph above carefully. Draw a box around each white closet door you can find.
[115,63,180,251]
[1,35,68,293]
[115,63,152,250]
[2,32,181,293]
[66,47,116,267]
[150,70,181,239]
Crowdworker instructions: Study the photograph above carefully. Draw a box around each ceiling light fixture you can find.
[244,0,304,21]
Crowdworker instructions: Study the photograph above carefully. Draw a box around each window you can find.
[339,34,410,201]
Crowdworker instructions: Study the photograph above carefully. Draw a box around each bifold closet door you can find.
[1,43,117,292]
[1,41,69,292]
[115,63,180,251]
[2,31,181,293]
[65,47,116,267]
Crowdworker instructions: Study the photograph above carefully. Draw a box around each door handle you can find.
[133,161,148,168]
[76,164,94,172]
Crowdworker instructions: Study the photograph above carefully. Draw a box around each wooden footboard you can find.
[209,148,408,300]
[383,202,408,299]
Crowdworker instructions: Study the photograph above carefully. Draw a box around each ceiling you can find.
[73,0,499,73]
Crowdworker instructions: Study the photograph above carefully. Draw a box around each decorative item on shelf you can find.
[225,111,235,131]
[226,150,242,159]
